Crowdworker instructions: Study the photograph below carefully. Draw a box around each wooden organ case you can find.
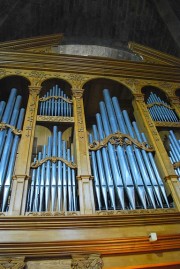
[0,34,180,269]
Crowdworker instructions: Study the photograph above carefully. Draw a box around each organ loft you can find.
[0,33,179,269]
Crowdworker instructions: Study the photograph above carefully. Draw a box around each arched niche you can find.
[32,124,74,160]
[41,78,72,98]
[0,75,30,109]
[142,85,169,104]
[83,78,134,131]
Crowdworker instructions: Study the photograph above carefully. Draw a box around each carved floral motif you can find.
[31,156,77,169]
[71,254,103,269]
[36,115,74,123]
[0,257,25,269]
[89,132,154,152]
[39,95,73,103]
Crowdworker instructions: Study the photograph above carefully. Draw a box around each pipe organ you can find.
[167,130,180,180]
[89,89,169,211]
[146,92,179,122]
[0,88,25,212]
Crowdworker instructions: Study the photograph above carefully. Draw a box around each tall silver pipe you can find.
[103,91,136,209]
[110,94,147,209]
[89,133,102,210]
[62,140,67,211]
[33,152,42,212]
[45,136,52,211]
[58,87,61,116]
[51,126,57,211]
[0,96,22,191]
[71,155,77,211]
[57,131,63,211]
[39,145,46,211]
[92,124,108,209]
[133,122,164,208]
[141,133,169,206]
[95,114,117,210]
[2,108,25,212]
[123,110,157,208]
[99,103,124,209]
[0,101,6,121]
[67,149,72,211]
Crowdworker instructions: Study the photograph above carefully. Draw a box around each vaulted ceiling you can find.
[0,0,179,57]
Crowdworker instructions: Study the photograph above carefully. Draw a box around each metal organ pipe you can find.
[27,126,78,212]
[89,89,170,211]
[39,85,72,117]
[168,131,180,180]
[0,88,25,212]
[147,92,178,122]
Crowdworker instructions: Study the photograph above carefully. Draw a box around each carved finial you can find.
[71,254,103,269]
[0,257,25,269]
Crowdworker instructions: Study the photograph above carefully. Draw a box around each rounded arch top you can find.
[141,85,170,104]
[83,77,135,130]
[0,75,30,108]
[40,77,72,98]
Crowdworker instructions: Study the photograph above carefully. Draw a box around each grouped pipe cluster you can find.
[26,126,78,212]
[168,130,180,180]
[39,85,73,117]
[146,92,178,122]
[0,88,25,212]
[89,89,169,211]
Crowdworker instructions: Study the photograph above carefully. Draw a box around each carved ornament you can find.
[31,156,77,169]
[173,161,180,169]
[37,115,74,123]
[147,102,173,110]
[96,208,177,215]
[71,254,103,269]
[0,122,22,135]
[39,95,73,103]
[155,121,180,128]
[27,211,80,216]
[0,257,25,269]
[89,131,154,152]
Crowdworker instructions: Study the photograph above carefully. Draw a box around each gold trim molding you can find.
[0,122,22,135]
[0,257,25,269]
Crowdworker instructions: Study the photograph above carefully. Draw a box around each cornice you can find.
[129,42,180,67]
[0,210,179,230]
[0,234,179,257]
[0,34,63,51]
[0,51,180,82]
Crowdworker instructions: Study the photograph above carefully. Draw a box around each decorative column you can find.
[72,88,95,214]
[9,86,40,215]
[132,93,180,210]
[169,95,180,119]
[71,254,103,269]
[0,257,25,269]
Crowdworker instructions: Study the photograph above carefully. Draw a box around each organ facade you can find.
[0,34,180,269]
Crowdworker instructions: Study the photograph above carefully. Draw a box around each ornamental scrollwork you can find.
[39,95,73,103]
[89,131,154,152]
[173,161,180,169]
[0,122,22,135]
[146,102,173,110]
[31,156,77,169]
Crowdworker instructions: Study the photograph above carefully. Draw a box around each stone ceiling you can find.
[0,0,179,57]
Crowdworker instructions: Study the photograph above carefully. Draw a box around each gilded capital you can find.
[71,254,103,269]
[71,88,84,98]
[133,93,145,102]
[28,86,41,96]
[0,257,25,269]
